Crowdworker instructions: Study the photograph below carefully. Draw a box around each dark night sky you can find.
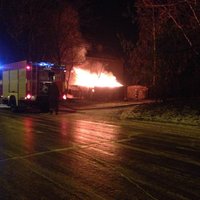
[0,22,25,65]
[0,0,136,64]
[78,0,136,54]
[0,25,11,64]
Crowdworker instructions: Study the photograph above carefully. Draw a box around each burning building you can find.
[66,56,124,101]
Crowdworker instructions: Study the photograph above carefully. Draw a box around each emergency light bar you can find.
[32,62,54,68]
[30,62,66,70]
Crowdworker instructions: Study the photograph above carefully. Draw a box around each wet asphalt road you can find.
[0,109,200,200]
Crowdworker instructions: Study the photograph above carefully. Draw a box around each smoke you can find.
[73,46,87,63]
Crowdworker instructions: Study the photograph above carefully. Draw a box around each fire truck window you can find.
[40,83,49,94]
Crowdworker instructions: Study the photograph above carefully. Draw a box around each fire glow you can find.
[73,67,123,88]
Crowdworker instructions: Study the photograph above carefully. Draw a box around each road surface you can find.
[0,109,200,200]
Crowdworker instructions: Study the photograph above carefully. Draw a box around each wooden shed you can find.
[127,85,148,100]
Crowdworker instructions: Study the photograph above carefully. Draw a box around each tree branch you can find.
[185,0,200,27]
[167,9,199,54]
[141,0,195,8]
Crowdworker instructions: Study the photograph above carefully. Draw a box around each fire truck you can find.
[1,60,66,112]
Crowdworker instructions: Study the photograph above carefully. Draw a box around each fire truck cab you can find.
[1,60,66,112]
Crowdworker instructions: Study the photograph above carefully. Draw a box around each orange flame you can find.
[72,67,122,88]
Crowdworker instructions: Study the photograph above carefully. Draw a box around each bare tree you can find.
[120,0,200,98]
[41,1,89,94]
[1,0,88,63]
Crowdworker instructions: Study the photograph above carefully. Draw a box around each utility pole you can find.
[152,7,157,86]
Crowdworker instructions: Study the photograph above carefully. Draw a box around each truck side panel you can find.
[2,71,9,98]
[2,61,27,100]
[18,68,26,99]
[9,70,18,93]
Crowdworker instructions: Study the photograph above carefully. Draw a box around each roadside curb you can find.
[60,100,155,111]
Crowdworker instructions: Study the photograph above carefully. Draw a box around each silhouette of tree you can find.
[120,0,200,99]
[0,0,88,65]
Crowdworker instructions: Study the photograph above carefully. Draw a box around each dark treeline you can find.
[120,0,200,99]
[0,0,87,65]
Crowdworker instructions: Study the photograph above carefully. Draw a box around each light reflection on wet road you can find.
[0,110,200,200]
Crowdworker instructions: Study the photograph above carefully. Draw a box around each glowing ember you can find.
[72,67,122,88]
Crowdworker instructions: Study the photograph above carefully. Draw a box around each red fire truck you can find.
[1,60,66,112]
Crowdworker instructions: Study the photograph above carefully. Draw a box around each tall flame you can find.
[72,67,122,88]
